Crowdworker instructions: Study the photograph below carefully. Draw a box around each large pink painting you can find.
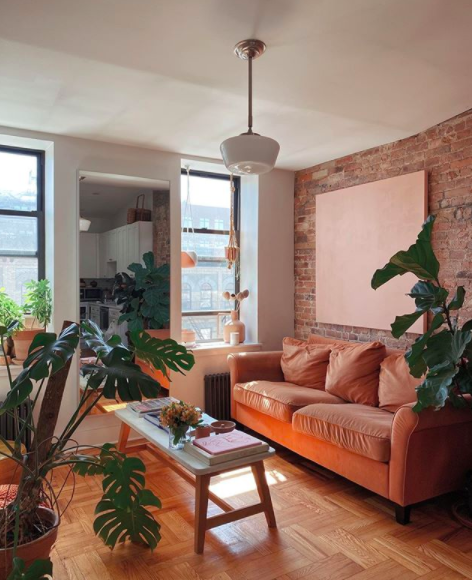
[316,170,427,333]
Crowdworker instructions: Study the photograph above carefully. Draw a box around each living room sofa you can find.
[228,334,472,524]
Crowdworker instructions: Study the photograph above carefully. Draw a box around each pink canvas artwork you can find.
[193,431,262,455]
[315,170,427,333]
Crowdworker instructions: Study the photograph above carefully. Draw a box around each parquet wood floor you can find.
[50,445,472,579]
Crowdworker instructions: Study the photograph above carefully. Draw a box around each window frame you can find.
[0,145,45,280]
[181,168,240,341]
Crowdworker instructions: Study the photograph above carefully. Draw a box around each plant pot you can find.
[223,310,245,344]
[146,329,171,340]
[0,507,59,578]
[13,329,44,363]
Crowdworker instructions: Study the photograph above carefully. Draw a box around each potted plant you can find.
[13,280,52,363]
[0,290,23,365]
[113,252,170,337]
[371,214,472,524]
[0,318,195,578]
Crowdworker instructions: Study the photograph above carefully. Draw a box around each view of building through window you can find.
[181,171,239,341]
[0,147,43,305]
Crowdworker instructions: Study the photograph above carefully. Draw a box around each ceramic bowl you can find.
[211,420,236,434]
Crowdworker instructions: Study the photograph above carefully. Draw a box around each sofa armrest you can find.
[227,351,284,387]
[389,401,472,506]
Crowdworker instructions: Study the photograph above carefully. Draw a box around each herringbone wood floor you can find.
[50,444,472,579]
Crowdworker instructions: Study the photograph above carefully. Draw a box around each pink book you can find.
[193,431,262,456]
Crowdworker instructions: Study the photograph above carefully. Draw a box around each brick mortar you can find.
[294,108,472,348]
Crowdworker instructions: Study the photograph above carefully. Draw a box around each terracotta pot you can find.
[13,329,44,363]
[145,329,171,340]
[0,507,59,578]
[223,310,245,344]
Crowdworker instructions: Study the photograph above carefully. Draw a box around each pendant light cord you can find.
[183,166,196,252]
[247,56,253,134]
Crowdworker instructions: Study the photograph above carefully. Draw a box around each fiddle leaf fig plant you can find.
[371,215,472,412]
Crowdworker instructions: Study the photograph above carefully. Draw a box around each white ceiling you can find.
[0,0,471,170]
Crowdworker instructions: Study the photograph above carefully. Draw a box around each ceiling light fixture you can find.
[79,217,91,232]
[220,39,280,176]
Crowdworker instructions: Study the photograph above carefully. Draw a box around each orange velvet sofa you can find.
[228,334,472,524]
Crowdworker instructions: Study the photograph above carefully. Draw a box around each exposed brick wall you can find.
[153,190,171,267]
[295,109,472,349]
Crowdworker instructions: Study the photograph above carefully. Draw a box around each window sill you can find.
[185,342,262,358]
[0,364,23,379]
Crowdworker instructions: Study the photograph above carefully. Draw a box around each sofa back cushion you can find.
[325,341,387,406]
[378,352,422,412]
[281,337,331,390]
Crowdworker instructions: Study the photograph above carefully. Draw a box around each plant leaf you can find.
[81,320,126,360]
[130,332,195,378]
[422,329,472,369]
[449,286,466,311]
[405,313,444,378]
[0,370,33,415]
[413,362,458,412]
[102,456,146,508]
[371,262,408,290]
[7,557,52,580]
[93,497,161,550]
[391,311,424,339]
[407,281,448,311]
[23,324,79,380]
[82,348,160,400]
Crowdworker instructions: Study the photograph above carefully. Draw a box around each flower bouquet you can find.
[160,400,203,449]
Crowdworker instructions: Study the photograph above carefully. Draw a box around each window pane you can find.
[182,313,231,342]
[182,232,227,258]
[0,216,38,255]
[182,260,235,312]
[0,256,38,305]
[0,151,38,211]
[181,174,231,229]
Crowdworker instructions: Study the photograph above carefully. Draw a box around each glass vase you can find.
[168,426,189,450]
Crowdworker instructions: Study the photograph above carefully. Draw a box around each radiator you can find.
[0,402,31,449]
[204,372,231,420]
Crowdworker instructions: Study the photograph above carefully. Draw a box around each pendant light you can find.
[220,39,280,176]
[79,217,91,232]
[181,166,198,269]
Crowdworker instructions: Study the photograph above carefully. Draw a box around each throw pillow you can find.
[378,352,423,412]
[281,337,331,390]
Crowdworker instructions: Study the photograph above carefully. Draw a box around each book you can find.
[184,436,269,466]
[127,397,175,417]
[193,430,265,456]
[144,412,169,433]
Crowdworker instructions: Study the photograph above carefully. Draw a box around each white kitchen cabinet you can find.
[89,304,101,326]
[80,233,99,278]
[97,222,153,278]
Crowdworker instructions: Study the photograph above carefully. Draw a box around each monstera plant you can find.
[113,252,170,332]
[0,319,194,578]
[372,214,472,412]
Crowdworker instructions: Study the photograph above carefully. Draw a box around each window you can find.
[181,169,240,342]
[0,146,44,305]
[183,216,192,229]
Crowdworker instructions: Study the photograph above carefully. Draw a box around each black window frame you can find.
[181,168,240,337]
[0,145,45,280]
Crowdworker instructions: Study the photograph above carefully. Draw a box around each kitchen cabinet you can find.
[79,233,99,278]
[89,304,101,326]
[98,222,152,278]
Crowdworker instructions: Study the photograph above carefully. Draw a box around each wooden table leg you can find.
[117,423,131,452]
[195,474,210,554]
[251,461,277,528]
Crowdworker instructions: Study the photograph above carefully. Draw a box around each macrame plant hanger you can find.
[181,166,198,268]
[225,173,239,278]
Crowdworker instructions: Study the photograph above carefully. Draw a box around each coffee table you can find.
[115,408,277,553]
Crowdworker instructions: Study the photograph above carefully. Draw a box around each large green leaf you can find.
[93,497,161,550]
[102,456,146,509]
[7,557,52,580]
[413,362,458,412]
[81,348,160,401]
[71,444,119,477]
[81,320,125,360]
[449,286,466,311]
[422,329,472,368]
[405,313,444,378]
[391,311,425,339]
[130,332,195,378]
[372,215,439,289]
[23,323,79,380]
[407,281,448,312]
[0,369,33,415]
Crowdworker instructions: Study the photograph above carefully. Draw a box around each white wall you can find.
[0,127,294,445]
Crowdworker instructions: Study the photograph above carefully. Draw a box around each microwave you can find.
[80,288,103,301]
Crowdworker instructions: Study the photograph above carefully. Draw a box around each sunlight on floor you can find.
[209,467,287,499]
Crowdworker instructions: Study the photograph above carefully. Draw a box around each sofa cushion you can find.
[379,352,422,412]
[233,381,345,423]
[281,337,331,390]
[293,403,394,462]
[325,341,386,406]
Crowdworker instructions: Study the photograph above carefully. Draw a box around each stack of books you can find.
[184,431,269,465]
[127,397,174,417]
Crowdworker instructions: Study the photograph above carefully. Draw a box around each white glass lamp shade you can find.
[220,134,280,175]
[79,217,91,232]
[181,250,198,268]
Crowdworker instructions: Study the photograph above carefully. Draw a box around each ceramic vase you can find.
[223,310,245,344]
